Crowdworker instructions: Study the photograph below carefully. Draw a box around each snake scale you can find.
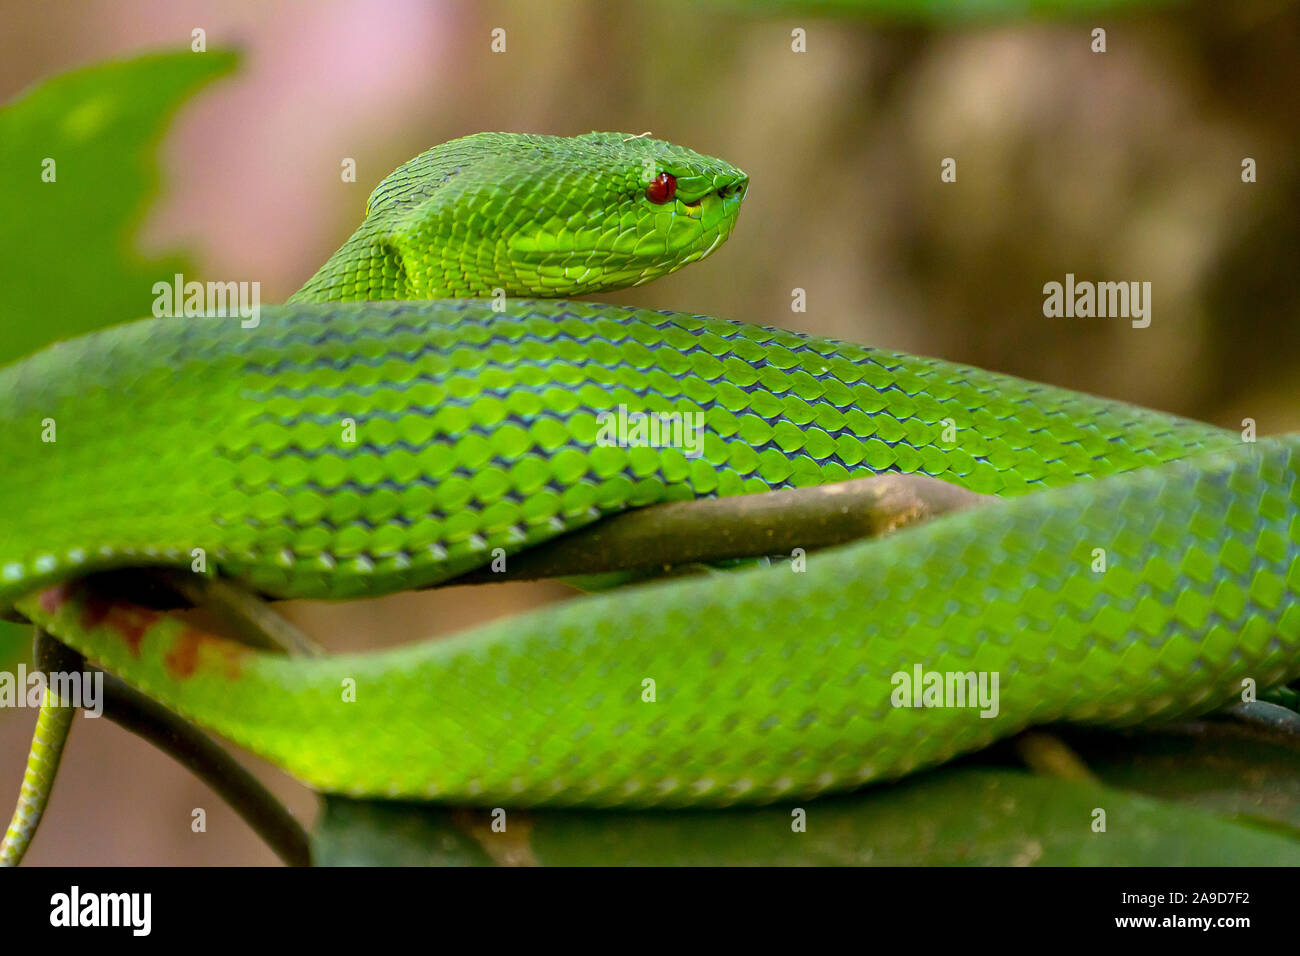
[3,132,1298,860]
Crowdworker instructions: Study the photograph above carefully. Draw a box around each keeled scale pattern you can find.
[0,299,1237,614]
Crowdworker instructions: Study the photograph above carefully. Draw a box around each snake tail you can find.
[0,632,80,866]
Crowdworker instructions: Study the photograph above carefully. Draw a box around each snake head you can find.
[317,131,748,301]
[498,131,750,294]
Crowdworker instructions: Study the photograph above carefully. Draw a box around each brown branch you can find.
[454,473,992,584]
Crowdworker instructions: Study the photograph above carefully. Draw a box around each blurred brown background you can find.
[2,0,1298,864]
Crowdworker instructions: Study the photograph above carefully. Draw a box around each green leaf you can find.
[0,48,238,673]
[314,766,1300,866]
[0,48,238,365]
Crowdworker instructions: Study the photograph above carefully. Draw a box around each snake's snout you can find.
[719,175,748,202]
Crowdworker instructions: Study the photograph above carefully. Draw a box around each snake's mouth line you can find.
[682,184,744,209]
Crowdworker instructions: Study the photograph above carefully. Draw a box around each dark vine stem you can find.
[92,658,312,866]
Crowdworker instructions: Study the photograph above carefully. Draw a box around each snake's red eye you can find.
[645,172,676,204]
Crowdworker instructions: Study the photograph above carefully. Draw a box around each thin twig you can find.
[158,571,323,657]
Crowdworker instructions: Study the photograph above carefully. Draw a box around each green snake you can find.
[3,132,1297,862]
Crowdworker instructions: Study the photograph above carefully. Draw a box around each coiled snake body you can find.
[3,133,1297,858]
